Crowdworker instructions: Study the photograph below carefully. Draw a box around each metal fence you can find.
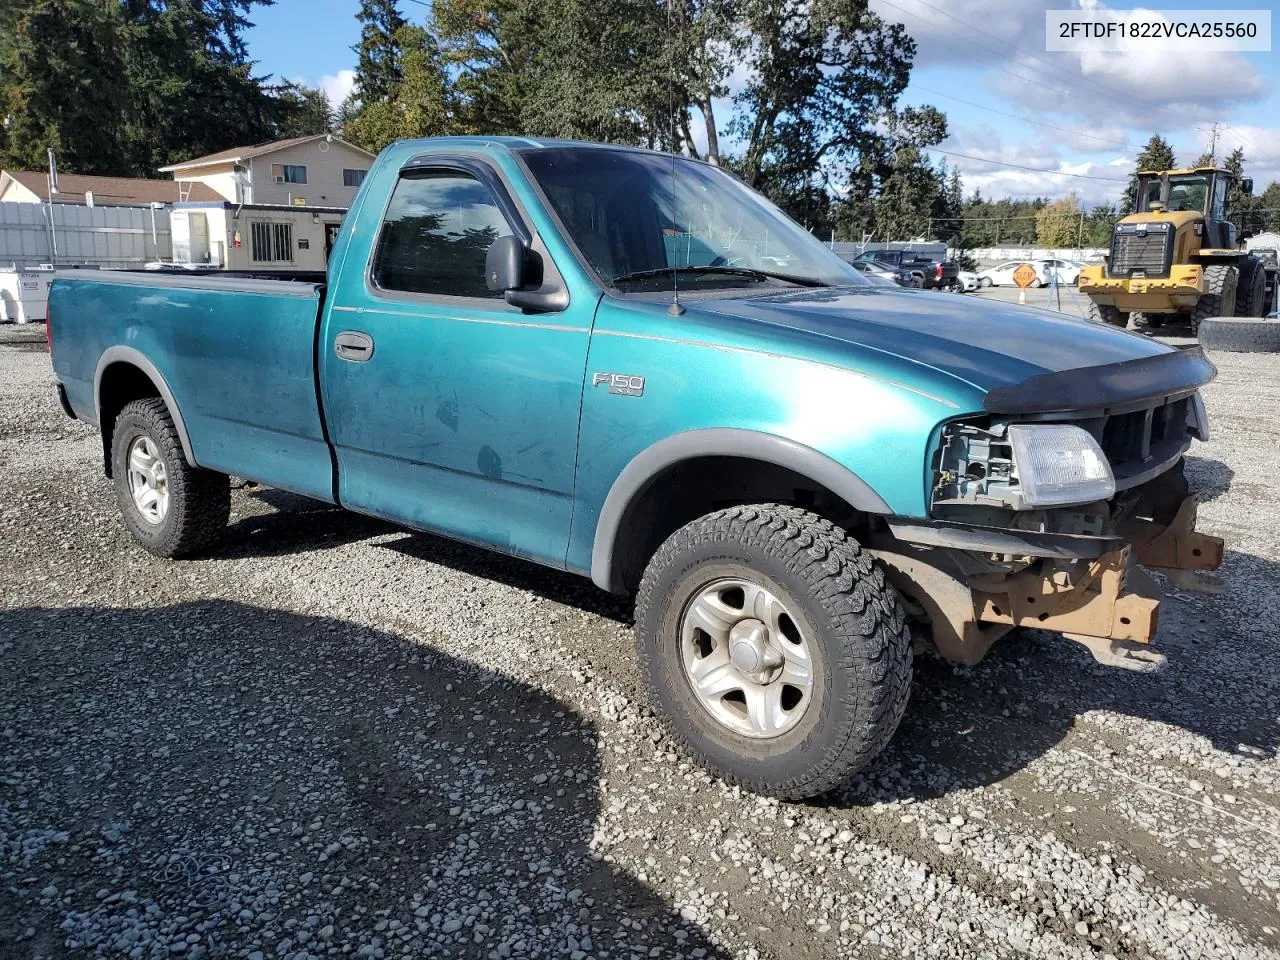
[0,202,172,268]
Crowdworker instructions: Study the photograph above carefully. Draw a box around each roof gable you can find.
[159,135,375,172]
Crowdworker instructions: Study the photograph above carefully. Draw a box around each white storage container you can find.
[0,266,54,323]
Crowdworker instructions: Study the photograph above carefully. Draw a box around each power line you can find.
[910,84,1129,149]
[922,147,1129,182]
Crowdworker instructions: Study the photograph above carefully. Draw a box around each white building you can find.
[158,134,375,208]
[169,202,348,273]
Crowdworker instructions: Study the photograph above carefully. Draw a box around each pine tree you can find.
[1122,134,1176,212]
[353,0,408,104]
[3,0,129,174]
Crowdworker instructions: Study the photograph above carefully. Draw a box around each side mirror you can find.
[485,234,525,292]
[486,234,568,313]
[1241,177,1254,196]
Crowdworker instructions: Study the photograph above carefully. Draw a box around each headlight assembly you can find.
[1007,424,1115,507]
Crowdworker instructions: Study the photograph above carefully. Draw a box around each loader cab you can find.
[1134,167,1246,249]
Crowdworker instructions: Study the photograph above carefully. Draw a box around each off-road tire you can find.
[111,398,230,557]
[1191,265,1238,335]
[1198,316,1280,353]
[1234,259,1267,317]
[635,504,912,800]
[1086,300,1127,328]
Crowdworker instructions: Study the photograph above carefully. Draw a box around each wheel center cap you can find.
[729,619,783,682]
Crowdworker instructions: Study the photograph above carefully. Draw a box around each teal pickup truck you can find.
[49,137,1224,799]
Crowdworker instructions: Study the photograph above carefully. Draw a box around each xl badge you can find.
[592,372,645,397]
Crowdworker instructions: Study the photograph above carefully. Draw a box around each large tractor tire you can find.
[1199,316,1280,353]
[1234,259,1267,317]
[1190,265,1238,335]
[1085,300,1127,328]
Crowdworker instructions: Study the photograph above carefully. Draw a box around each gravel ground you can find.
[2,320,1278,959]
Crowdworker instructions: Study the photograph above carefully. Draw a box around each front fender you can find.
[589,428,892,592]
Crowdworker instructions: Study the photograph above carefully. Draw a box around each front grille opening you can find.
[1109,228,1171,278]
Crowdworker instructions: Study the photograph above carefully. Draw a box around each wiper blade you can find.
[611,265,828,288]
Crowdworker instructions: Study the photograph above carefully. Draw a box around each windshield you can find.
[520,147,862,291]
[1139,174,1210,213]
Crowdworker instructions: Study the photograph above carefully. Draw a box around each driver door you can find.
[319,160,594,567]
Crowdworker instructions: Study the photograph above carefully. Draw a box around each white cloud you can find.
[936,125,1128,206]
[319,69,358,108]
[873,0,1267,129]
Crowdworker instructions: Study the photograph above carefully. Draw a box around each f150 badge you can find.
[593,372,645,397]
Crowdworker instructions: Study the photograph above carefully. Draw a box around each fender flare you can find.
[589,428,892,592]
[93,346,197,466]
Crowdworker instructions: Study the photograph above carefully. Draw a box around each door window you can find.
[371,172,514,298]
[1210,177,1228,221]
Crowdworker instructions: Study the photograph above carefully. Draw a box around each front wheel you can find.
[635,504,912,800]
[111,398,230,557]
[979,277,993,288]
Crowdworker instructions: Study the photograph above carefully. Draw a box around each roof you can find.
[0,169,223,205]
[158,134,375,172]
[1137,166,1231,177]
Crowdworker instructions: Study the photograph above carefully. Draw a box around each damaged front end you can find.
[873,348,1221,672]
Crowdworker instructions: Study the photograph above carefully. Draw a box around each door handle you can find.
[334,331,374,362]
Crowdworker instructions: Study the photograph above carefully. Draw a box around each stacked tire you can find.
[1198,259,1280,352]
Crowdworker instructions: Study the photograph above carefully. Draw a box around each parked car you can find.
[957,270,979,292]
[49,136,1222,801]
[850,260,904,286]
[1041,259,1081,286]
[977,260,1045,288]
[852,249,961,292]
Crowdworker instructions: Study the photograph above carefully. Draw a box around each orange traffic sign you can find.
[1013,262,1038,289]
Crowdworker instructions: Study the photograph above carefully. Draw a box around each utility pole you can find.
[1206,122,1221,164]
[1077,211,1084,252]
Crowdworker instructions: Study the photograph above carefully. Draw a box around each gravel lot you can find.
[2,319,1278,959]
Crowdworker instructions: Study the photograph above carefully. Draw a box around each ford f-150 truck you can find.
[49,137,1223,800]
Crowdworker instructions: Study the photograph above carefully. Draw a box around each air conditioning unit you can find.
[274,176,285,183]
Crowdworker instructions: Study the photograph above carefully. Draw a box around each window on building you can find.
[371,172,514,298]
[250,221,294,263]
[343,169,368,188]
[271,163,308,184]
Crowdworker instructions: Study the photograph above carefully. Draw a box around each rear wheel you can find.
[635,504,912,800]
[1086,300,1128,328]
[1191,264,1238,335]
[111,398,229,557]
[1235,259,1267,317]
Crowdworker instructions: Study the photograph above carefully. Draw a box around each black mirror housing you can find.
[1242,177,1254,196]
[485,235,525,292]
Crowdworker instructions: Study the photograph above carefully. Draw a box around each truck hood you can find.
[691,285,1172,394]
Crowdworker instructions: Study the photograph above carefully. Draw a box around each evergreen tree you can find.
[1122,134,1175,212]
[3,0,129,174]
[353,0,408,104]
[276,84,333,138]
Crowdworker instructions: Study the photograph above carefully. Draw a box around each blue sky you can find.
[247,0,1280,208]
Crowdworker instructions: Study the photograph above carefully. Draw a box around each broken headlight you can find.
[934,421,1115,510]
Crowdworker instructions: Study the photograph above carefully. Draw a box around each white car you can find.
[976,260,1047,288]
[1041,258,1081,286]
[956,270,979,292]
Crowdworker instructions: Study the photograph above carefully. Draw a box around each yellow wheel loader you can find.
[1078,166,1276,333]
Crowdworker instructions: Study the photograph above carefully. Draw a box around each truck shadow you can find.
[214,472,1275,810]
[0,601,726,958]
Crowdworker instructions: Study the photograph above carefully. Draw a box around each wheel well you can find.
[97,362,162,476]
[606,455,874,594]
